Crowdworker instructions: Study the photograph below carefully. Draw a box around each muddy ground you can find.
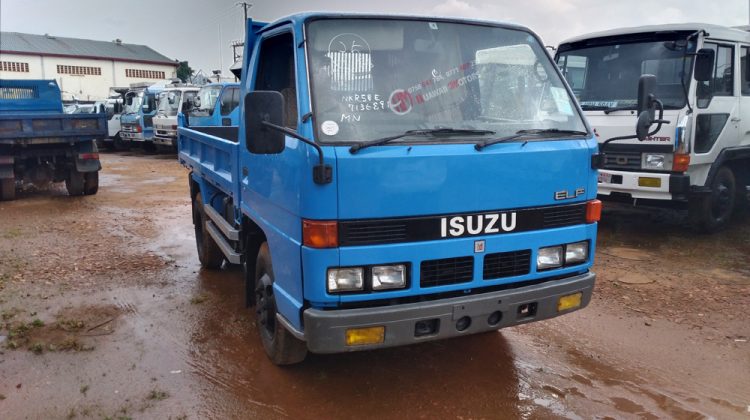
[0,152,748,420]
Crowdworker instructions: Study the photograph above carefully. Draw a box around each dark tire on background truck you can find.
[0,178,15,201]
[192,193,224,268]
[66,170,85,196]
[84,172,99,195]
[254,242,307,365]
[689,166,736,233]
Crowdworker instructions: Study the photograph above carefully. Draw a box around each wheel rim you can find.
[255,273,276,340]
[711,180,732,221]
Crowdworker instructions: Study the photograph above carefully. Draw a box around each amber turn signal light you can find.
[302,220,338,248]
[672,153,690,172]
[586,199,602,223]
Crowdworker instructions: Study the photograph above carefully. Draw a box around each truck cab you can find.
[556,24,750,231]
[120,83,164,147]
[185,83,240,127]
[179,14,601,364]
[153,85,200,150]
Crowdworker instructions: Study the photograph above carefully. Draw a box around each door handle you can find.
[731,117,742,122]
[242,167,249,176]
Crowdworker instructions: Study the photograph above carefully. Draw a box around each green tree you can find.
[176,61,194,83]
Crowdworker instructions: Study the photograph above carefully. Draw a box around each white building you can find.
[0,32,178,101]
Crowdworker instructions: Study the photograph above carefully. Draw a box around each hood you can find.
[585,110,682,148]
[334,138,598,220]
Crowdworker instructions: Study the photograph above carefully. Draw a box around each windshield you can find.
[123,92,143,114]
[306,19,586,143]
[556,36,696,110]
[190,86,221,116]
[157,91,182,117]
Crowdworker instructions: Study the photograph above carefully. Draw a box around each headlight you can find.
[565,241,589,265]
[537,246,563,270]
[327,267,364,293]
[371,264,407,290]
[641,153,673,171]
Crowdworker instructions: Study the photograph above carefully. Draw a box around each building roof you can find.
[0,32,177,66]
[559,23,750,46]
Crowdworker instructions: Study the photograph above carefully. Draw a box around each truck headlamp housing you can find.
[641,153,673,171]
[327,267,364,293]
[564,241,589,265]
[537,246,563,270]
[371,264,407,290]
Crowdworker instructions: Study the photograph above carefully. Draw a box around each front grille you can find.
[339,221,407,245]
[420,256,474,287]
[121,124,136,132]
[483,250,531,280]
[543,205,585,228]
[602,151,641,170]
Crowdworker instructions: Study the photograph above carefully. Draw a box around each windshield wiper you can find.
[603,105,636,114]
[349,128,495,154]
[475,129,588,151]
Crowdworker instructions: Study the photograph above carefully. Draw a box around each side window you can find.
[697,43,734,108]
[741,47,750,96]
[556,55,588,97]
[220,88,238,116]
[254,32,297,128]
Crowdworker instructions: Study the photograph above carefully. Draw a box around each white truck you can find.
[153,85,199,151]
[556,24,750,231]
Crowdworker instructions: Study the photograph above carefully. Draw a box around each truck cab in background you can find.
[153,85,200,151]
[184,83,240,127]
[120,83,164,150]
[556,24,750,232]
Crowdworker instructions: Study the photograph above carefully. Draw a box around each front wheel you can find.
[255,243,307,365]
[689,166,736,233]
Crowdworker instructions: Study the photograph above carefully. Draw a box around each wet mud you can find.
[0,152,748,419]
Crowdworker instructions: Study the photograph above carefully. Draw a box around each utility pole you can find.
[236,2,252,24]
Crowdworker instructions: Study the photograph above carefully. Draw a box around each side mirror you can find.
[245,91,286,154]
[694,48,715,82]
[193,97,201,108]
[636,74,657,141]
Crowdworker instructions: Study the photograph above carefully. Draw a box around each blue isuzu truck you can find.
[120,83,164,149]
[0,79,105,200]
[178,14,604,364]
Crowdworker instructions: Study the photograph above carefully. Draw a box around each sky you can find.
[1,0,748,75]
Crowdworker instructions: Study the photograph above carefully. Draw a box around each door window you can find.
[741,47,750,96]
[220,87,239,115]
[697,43,734,108]
[254,32,297,128]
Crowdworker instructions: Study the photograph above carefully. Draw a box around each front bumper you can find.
[598,169,690,200]
[120,131,145,142]
[154,130,177,147]
[302,271,594,353]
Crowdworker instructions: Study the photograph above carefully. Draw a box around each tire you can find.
[0,178,15,201]
[84,172,99,195]
[192,193,224,268]
[113,134,128,151]
[66,170,85,196]
[254,242,307,365]
[689,166,736,233]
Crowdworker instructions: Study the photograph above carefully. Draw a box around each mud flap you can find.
[74,157,102,173]
[0,156,14,179]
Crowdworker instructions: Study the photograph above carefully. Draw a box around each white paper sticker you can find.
[321,120,339,136]
[550,87,574,116]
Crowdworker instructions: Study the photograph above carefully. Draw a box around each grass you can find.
[146,389,169,401]
[80,384,89,395]
[2,228,22,239]
[189,294,208,304]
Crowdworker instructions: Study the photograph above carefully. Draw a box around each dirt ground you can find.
[0,152,748,419]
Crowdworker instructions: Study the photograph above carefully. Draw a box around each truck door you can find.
[691,42,740,174]
[739,45,750,147]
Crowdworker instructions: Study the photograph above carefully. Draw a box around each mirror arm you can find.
[260,121,332,184]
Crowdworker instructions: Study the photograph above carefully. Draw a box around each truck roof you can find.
[258,12,534,36]
[559,23,750,46]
